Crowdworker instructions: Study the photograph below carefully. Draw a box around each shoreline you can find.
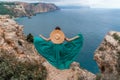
[13,9,60,20]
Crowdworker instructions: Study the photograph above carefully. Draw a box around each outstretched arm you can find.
[39,34,50,41]
[65,35,79,41]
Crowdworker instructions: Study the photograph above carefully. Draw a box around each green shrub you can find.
[112,33,120,43]
[0,5,14,17]
[0,2,15,5]
[26,33,34,43]
[0,51,47,80]
[96,73,102,80]
[99,47,105,51]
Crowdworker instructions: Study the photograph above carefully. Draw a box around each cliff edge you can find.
[95,31,120,80]
[0,15,95,80]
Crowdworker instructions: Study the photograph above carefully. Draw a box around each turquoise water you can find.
[16,8,120,74]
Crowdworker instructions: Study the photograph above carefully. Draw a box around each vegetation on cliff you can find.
[26,33,34,43]
[0,50,47,80]
[0,2,14,17]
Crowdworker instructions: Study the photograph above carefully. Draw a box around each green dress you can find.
[34,34,83,69]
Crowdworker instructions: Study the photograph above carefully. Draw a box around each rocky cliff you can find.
[0,15,95,80]
[94,31,120,80]
[0,15,47,79]
[0,2,59,17]
[1,15,120,80]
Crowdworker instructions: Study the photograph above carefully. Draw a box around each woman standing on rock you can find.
[34,26,83,69]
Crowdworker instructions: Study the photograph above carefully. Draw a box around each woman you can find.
[34,26,83,69]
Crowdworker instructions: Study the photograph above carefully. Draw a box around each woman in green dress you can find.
[34,26,83,69]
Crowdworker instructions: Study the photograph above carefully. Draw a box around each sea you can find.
[15,8,120,74]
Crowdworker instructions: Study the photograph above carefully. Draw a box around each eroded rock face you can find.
[4,2,59,17]
[94,31,120,80]
[19,2,59,14]
[0,15,44,63]
[0,15,96,80]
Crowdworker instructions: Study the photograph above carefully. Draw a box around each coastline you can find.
[0,2,59,18]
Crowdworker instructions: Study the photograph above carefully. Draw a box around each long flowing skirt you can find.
[34,34,83,69]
